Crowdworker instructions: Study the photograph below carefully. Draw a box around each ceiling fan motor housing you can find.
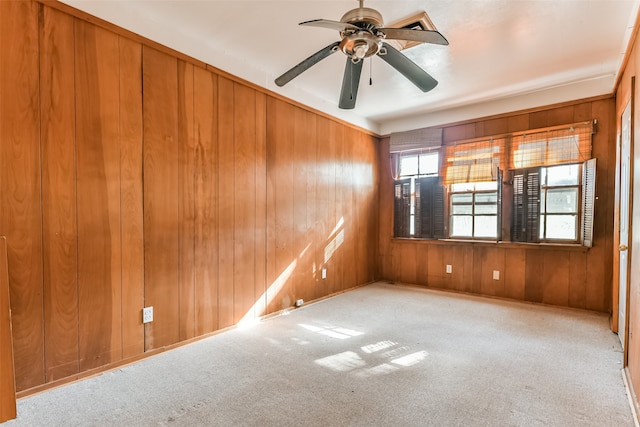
[340,32,381,59]
[340,6,384,59]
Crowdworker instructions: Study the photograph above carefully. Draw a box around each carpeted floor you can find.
[3,282,634,426]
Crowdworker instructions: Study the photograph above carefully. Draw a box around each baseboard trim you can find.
[623,367,640,427]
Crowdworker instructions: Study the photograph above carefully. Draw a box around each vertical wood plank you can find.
[569,251,587,309]
[326,120,343,295]
[217,77,235,327]
[142,46,180,350]
[254,92,267,317]
[504,248,526,300]
[178,60,196,341]
[524,250,545,303]
[542,252,570,306]
[194,67,218,335]
[39,5,78,381]
[426,245,446,288]
[314,117,332,298]
[266,97,295,312]
[233,83,256,323]
[304,111,319,300]
[0,0,45,391]
[341,126,357,290]
[0,237,17,421]
[75,19,123,371]
[119,36,144,359]
[416,244,429,286]
[292,108,315,303]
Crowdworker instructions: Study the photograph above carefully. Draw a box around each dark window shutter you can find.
[415,180,422,237]
[581,158,596,247]
[525,170,540,243]
[511,168,540,243]
[432,182,446,239]
[417,176,445,239]
[497,168,503,241]
[393,179,411,237]
[511,171,525,241]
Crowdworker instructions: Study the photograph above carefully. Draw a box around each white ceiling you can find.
[61,0,639,135]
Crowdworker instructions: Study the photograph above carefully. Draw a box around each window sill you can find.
[390,237,589,252]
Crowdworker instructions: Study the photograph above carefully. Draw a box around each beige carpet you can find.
[3,282,634,426]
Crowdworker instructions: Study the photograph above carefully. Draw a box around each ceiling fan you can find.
[274,0,449,109]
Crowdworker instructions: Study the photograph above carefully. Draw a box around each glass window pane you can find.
[541,189,546,212]
[400,155,418,177]
[540,215,545,239]
[419,153,439,175]
[451,182,474,192]
[545,188,578,213]
[475,192,497,204]
[545,164,579,186]
[474,215,497,238]
[452,193,473,204]
[451,216,472,237]
[475,204,497,215]
[474,181,498,191]
[545,215,577,240]
[452,205,472,215]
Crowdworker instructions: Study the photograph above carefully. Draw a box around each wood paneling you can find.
[142,46,180,350]
[194,66,218,335]
[327,120,344,295]
[233,83,257,323]
[0,237,17,422]
[178,60,196,341]
[379,97,616,313]
[217,76,235,328]
[39,5,78,381]
[0,0,45,391]
[266,97,295,312]
[254,92,267,318]
[2,0,380,394]
[75,20,122,370]
[119,36,144,359]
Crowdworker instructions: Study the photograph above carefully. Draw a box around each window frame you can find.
[449,181,499,240]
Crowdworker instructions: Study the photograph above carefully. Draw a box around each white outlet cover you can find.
[493,270,500,280]
[143,306,153,324]
[322,268,327,279]
[446,265,452,274]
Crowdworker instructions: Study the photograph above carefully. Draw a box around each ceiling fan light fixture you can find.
[339,32,381,59]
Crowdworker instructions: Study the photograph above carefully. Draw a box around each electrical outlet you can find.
[493,270,500,281]
[142,306,153,324]
[445,264,452,274]
[295,299,304,307]
[322,268,327,279]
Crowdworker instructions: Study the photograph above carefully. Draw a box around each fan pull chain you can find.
[369,57,373,85]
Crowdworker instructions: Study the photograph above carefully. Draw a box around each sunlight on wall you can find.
[324,216,345,264]
[237,245,309,328]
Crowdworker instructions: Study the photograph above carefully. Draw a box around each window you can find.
[511,161,595,245]
[450,181,499,239]
[391,121,596,247]
[393,152,443,238]
[540,164,580,241]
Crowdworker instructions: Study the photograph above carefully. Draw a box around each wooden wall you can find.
[0,1,378,393]
[378,97,616,313]
[615,7,640,413]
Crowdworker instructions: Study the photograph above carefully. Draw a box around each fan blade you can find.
[300,19,360,32]
[377,42,438,92]
[275,41,341,87]
[339,58,363,109]
[379,28,449,45]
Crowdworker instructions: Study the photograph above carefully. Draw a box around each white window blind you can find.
[389,127,442,153]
